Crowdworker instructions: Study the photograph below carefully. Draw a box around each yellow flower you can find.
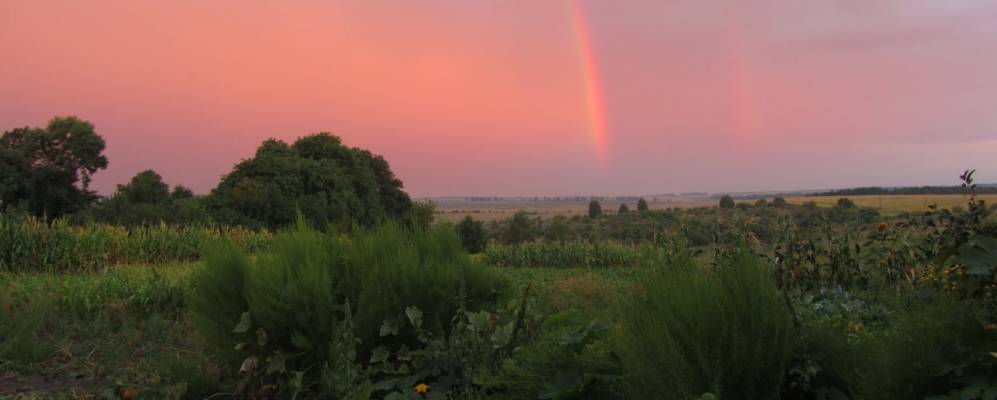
[877,223,888,232]
[847,321,864,333]
[415,383,430,395]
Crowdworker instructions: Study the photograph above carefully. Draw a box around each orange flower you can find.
[415,383,430,395]
[876,223,888,232]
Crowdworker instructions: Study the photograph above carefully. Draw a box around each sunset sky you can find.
[2,0,997,197]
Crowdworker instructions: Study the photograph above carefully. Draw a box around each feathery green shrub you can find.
[616,245,796,400]
[187,221,500,383]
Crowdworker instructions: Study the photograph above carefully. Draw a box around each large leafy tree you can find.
[208,133,412,229]
[0,116,108,217]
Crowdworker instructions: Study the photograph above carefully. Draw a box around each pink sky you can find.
[2,0,997,197]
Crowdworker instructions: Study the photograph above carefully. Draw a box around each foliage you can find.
[637,198,649,212]
[502,211,538,245]
[0,288,54,364]
[483,241,650,269]
[772,197,788,207]
[207,133,412,230]
[80,169,212,226]
[0,214,272,272]
[456,216,487,254]
[490,310,621,400]
[187,221,500,397]
[835,198,857,209]
[719,195,735,209]
[617,244,796,400]
[618,204,629,214]
[588,200,603,219]
[0,116,108,217]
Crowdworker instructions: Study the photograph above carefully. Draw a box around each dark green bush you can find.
[187,221,500,389]
[850,299,995,399]
[617,245,796,400]
[0,291,55,364]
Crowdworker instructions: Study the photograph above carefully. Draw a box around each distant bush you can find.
[617,245,796,400]
[589,200,603,219]
[456,216,487,253]
[502,211,538,245]
[719,195,736,209]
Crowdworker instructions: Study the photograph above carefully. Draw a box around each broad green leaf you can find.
[370,346,390,364]
[380,319,399,337]
[538,370,583,400]
[232,311,252,333]
[405,306,423,328]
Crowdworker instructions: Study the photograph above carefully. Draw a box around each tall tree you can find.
[118,169,170,204]
[618,203,630,214]
[719,195,736,209]
[208,133,412,229]
[637,198,649,212]
[0,116,108,217]
[588,200,603,219]
[502,211,537,245]
[456,216,486,254]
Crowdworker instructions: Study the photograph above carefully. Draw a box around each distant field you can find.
[431,193,997,222]
[431,196,713,222]
[782,194,997,215]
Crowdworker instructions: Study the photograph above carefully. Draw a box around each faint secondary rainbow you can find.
[569,0,609,163]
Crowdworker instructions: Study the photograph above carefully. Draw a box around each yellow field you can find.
[781,194,997,216]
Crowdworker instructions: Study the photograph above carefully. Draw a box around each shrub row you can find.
[0,215,273,272]
[481,241,649,268]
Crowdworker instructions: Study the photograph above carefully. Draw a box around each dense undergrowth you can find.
[2,173,996,399]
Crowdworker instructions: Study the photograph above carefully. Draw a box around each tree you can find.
[456,216,486,254]
[0,116,108,217]
[118,170,170,204]
[503,211,537,245]
[754,199,768,208]
[207,133,412,230]
[771,197,787,208]
[637,198,649,212]
[835,197,857,209]
[589,200,603,219]
[619,203,630,214]
[719,195,735,209]
[171,185,194,201]
[82,169,209,226]
[544,215,572,242]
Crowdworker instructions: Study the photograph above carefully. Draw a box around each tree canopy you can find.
[207,133,412,230]
[719,195,735,209]
[589,200,603,219]
[0,116,108,217]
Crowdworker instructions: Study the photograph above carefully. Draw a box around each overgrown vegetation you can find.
[2,118,994,400]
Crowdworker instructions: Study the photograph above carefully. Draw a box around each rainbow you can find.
[569,0,609,163]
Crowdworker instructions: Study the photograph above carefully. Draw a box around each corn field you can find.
[0,215,273,272]
[482,241,650,268]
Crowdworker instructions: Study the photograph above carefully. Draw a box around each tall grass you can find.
[482,241,649,268]
[0,214,272,272]
[616,245,796,400]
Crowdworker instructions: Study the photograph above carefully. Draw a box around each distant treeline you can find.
[813,185,997,197]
